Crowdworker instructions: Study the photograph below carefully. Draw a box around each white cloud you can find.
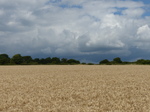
[0,0,150,60]
[41,47,52,54]
[122,8,145,17]
[100,14,122,28]
[134,24,150,50]
[137,24,150,39]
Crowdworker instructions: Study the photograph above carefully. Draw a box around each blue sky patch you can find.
[59,4,82,9]
[1,0,150,63]
[46,0,61,4]
[114,7,127,15]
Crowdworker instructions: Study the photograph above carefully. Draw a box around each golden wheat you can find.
[0,65,150,112]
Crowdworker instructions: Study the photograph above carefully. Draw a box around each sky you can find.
[0,0,150,63]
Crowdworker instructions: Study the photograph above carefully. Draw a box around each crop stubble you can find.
[0,65,150,112]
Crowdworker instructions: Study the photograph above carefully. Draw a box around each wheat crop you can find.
[0,65,150,112]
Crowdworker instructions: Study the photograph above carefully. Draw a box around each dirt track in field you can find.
[0,65,150,112]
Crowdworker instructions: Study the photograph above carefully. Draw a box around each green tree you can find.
[136,59,150,64]
[22,56,33,64]
[45,57,52,64]
[67,59,80,65]
[33,58,40,64]
[99,59,110,65]
[87,63,94,65]
[39,58,46,64]
[51,57,61,64]
[31,58,40,64]
[112,57,122,64]
[11,54,23,64]
[0,54,10,65]
[61,58,68,64]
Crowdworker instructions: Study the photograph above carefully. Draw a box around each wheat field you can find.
[0,65,150,112]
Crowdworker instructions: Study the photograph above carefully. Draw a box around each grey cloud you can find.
[0,0,150,62]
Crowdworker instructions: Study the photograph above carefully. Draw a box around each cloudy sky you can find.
[0,0,150,63]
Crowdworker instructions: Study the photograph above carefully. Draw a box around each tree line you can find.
[0,53,150,65]
[99,57,150,65]
[0,54,80,65]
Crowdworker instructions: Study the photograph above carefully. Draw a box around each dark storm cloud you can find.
[0,0,150,62]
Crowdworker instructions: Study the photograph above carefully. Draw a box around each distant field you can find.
[0,65,150,112]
